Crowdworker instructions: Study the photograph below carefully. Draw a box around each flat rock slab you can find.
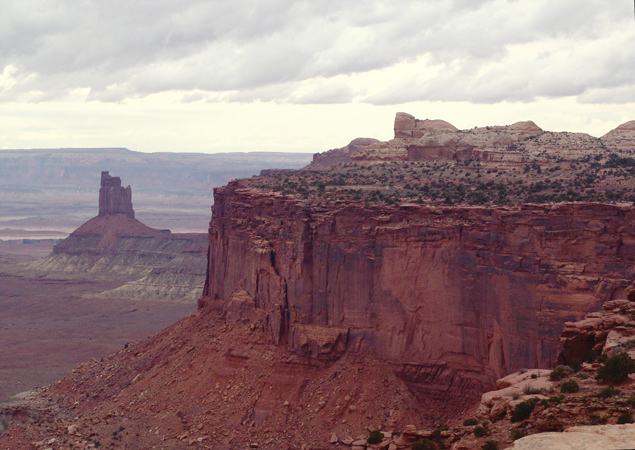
[510,424,635,449]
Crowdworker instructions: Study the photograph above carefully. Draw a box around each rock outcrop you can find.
[394,112,459,139]
[509,425,635,450]
[558,299,635,366]
[203,182,635,412]
[30,172,207,303]
[98,171,134,217]
[348,114,635,166]
[600,120,635,152]
[306,137,380,170]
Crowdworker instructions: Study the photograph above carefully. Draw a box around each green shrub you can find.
[618,412,633,424]
[589,414,608,425]
[510,398,540,423]
[586,349,598,363]
[597,353,635,385]
[596,385,619,398]
[560,379,580,393]
[510,429,527,441]
[627,396,635,407]
[481,441,499,450]
[463,418,478,426]
[549,394,565,404]
[523,385,543,395]
[473,425,489,437]
[550,365,572,381]
[570,358,582,372]
[367,430,384,445]
[530,374,538,379]
[412,438,437,450]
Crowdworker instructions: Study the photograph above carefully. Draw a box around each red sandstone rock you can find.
[99,171,134,217]
[203,182,635,412]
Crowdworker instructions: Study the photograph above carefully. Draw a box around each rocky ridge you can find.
[263,113,635,208]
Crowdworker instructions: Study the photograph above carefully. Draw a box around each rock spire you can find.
[98,171,134,218]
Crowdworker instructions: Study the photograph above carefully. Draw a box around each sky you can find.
[1,0,634,153]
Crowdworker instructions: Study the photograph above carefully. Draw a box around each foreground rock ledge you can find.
[510,424,635,450]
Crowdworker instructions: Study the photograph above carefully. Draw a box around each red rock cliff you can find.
[203,182,635,405]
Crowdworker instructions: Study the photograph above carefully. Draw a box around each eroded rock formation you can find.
[203,182,635,410]
[31,172,207,303]
[306,137,380,170]
[98,171,134,217]
[346,114,635,166]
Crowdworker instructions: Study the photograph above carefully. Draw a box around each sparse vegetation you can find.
[463,418,478,426]
[522,385,544,395]
[510,429,527,441]
[586,349,598,363]
[569,358,582,372]
[367,430,384,445]
[589,414,609,425]
[473,425,490,437]
[596,386,619,398]
[510,398,540,423]
[247,142,635,208]
[412,438,437,450]
[550,365,572,381]
[617,412,633,424]
[596,353,635,385]
[560,379,580,393]
[481,440,499,450]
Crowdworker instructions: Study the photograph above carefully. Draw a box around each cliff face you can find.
[98,171,134,218]
[203,182,635,404]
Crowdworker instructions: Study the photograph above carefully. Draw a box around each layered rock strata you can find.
[98,171,134,217]
[203,182,635,409]
[338,113,635,166]
[305,137,380,170]
[31,172,207,303]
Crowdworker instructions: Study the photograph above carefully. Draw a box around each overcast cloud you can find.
[1,0,633,105]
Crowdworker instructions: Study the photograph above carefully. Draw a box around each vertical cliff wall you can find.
[203,182,635,404]
[99,170,134,218]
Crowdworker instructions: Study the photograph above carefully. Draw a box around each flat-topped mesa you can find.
[98,171,134,218]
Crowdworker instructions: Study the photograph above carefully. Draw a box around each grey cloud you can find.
[1,0,633,105]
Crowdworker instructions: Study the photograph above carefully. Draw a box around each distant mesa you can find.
[69,172,161,244]
[98,171,134,218]
[305,113,635,169]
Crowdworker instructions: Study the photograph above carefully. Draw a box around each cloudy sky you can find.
[1,0,634,153]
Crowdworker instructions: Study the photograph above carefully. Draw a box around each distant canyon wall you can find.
[203,182,635,396]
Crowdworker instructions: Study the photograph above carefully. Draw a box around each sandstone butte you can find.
[30,171,208,303]
[4,115,635,449]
